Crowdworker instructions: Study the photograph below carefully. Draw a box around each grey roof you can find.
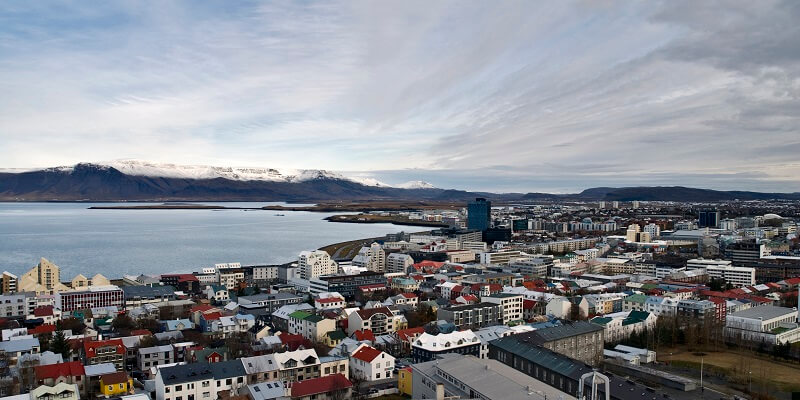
[729,305,797,320]
[0,338,39,352]
[159,360,246,385]
[122,285,176,299]
[490,337,661,400]
[239,293,301,302]
[84,363,117,377]
[412,353,571,400]
[516,321,603,344]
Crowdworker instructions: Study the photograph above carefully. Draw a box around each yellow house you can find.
[397,367,413,396]
[99,372,133,397]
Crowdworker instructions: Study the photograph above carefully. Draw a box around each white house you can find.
[349,344,395,381]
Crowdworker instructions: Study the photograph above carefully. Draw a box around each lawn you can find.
[660,346,800,392]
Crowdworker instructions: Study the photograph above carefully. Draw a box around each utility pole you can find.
[700,357,703,393]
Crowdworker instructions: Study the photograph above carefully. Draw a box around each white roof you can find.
[413,330,479,351]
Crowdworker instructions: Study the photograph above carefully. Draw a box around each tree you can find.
[225,332,252,359]
[57,317,85,334]
[138,335,159,349]
[112,314,137,334]
[49,330,70,359]
[136,318,161,334]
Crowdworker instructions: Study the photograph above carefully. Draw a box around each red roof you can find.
[353,329,376,342]
[290,374,352,397]
[783,277,800,286]
[33,306,54,317]
[358,283,385,291]
[396,327,425,341]
[131,329,152,336]
[352,345,382,363]
[162,273,198,282]
[523,299,537,309]
[413,260,445,268]
[35,361,85,380]
[28,324,56,335]
[202,312,222,321]
[100,371,130,385]
[355,307,392,320]
[84,339,125,358]
[190,304,216,313]
[400,293,417,299]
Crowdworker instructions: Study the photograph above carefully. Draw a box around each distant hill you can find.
[1,162,797,202]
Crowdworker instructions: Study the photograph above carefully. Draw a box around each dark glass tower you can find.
[467,198,491,231]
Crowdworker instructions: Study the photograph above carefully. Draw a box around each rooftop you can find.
[729,305,797,320]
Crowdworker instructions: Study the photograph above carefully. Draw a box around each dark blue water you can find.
[0,202,420,278]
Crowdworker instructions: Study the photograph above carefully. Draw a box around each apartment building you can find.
[155,360,248,400]
[138,345,175,372]
[482,293,523,323]
[347,307,402,335]
[56,285,124,313]
[511,321,605,366]
[385,253,414,274]
[0,292,37,318]
[352,243,386,273]
[297,250,338,280]
[411,330,481,363]
[437,302,502,330]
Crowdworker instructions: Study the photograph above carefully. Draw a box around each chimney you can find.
[436,383,445,400]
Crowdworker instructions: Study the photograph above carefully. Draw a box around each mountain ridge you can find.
[1,162,798,202]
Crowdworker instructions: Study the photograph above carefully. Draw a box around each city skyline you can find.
[1,1,798,192]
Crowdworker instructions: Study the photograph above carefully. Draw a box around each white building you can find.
[385,253,414,274]
[687,259,755,287]
[482,293,523,324]
[725,305,800,345]
[298,250,338,280]
[252,266,279,282]
[349,344,395,381]
[154,360,247,400]
[643,223,661,238]
[352,243,386,273]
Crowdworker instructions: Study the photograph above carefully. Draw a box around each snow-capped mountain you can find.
[397,180,436,189]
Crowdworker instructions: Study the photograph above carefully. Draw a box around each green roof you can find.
[304,315,324,323]
[622,310,651,326]
[625,294,647,304]
[326,330,346,340]
[591,317,612,326]
[289,311,313,319]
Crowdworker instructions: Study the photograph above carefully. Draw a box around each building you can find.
[298,250,338,280]
[155,360,248,400]
[287,311,336,342]
[489,336,658,400]
[724,240,769,265]
[0,292,37,318]
[237,293,303,313]
[482,293,523,324]
[121,285,176,309]
[698,208,720,228]
[1,271,17,294]
[467,198,491,231]
[437,302,502,330]
[643,223,661,238]
[509,321,604,366]
[309,272,387,299]
[509,258,552,277]
[240,349,348,384]
[138,345,175,372]
[0,337,40,363]
[55,285,124,312]
[288,373,352,400]
[347,307,401,335]
[30,383,80,400]
[725,305,800,345]
[99,372,134,397]
[18,258,69,295]
[385,253,414,274]
[677,299,717,323]
[251,265,279,283]
[590,311,656,343]
[411,353,571,400]
[479,250,526,265]
[84,339,126,371]
[352,243,386,273]
[217,268,245,290]
[349,345,395,381]
[687,259,755,287]
[411,330,481,362]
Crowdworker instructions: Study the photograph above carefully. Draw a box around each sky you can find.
[1,1,799,193]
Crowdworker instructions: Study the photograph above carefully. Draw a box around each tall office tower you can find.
[698,209,721,228]
[467,198,492,231]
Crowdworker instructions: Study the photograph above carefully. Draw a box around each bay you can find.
[0,202,423,278]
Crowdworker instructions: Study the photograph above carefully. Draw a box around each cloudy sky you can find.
[1,1,798,193]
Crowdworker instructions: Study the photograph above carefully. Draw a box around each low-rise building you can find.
[411,330,481,363]
[138,345,175,373]
[725,305,800,344]
[482,293,523,323]
[155,360,248,400]
[436,302,501,330]
[509,321,604,366]
[349,345,395,381]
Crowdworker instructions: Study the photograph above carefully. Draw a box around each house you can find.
[287,311,337,342]
[154,360,248,400]
[247,381,287,400]
[397,366,412,396]
[161,319,194,332]
[34,361,86,394]
[411,330,481,363]
[98,371,134,397]
[83,339,126,371]
[138,345,175,373]
[0,337,40,363]
[205,285,230,303]
[347,307,403,335]
[30,383,80,400]
[349,345,395,381]
[287,373,352,400]
[389,293,418,308]
[271,304,315,332]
